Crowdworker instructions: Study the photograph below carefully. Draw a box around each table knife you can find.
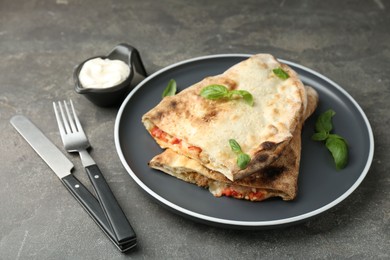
[10,115,136,252]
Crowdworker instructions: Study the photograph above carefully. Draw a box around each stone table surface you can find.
[0,0,389,259]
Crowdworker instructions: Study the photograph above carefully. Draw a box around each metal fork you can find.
[53,100,136,245]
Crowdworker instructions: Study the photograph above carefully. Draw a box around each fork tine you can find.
[53,101,67,137]
[69,100,84,134]
[58,101,72,134]
[63,100,78,133]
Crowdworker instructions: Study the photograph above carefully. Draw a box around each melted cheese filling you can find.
[152,157,269,202]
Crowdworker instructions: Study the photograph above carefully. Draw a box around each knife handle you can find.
[62,175,114,236]
[61,175,136,251]
[85,164,136,245]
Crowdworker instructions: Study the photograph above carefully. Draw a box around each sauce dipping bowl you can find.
[74,43,147,107]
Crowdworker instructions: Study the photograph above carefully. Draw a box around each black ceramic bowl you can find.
[74,43,147,107]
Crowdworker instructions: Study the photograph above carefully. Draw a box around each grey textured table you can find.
[1,0,389,259]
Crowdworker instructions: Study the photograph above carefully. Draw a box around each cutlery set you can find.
[10,100,136,252]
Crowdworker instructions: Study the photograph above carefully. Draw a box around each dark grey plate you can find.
[114,54,374,229]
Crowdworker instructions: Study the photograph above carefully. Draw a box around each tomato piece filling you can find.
[150,126,203,153]
[221,187,265,201]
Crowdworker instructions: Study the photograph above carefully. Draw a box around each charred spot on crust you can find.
[169,100,178,109]
[184,109,191,118]
[151,111,164,121]
[261,166,286,178]
[257,154,269,162]
[261,141,277,150]
[218,77,237,90]
[202,110,218,122]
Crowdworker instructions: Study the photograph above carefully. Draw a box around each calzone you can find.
[148,86,318,201]
[143,54,307,181]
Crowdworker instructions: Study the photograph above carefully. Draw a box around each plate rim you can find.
[114,53,374,227]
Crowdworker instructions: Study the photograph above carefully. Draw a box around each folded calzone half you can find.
[143,54,307,181]
[148,86,318,201]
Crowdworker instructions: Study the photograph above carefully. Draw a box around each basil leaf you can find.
[237,153,251,169]
[329,134,348,144]
[311,131,329,141]
[162,79,177,98]
[200,84,229,99]
[312,109,349,170]
[325,136,348,170]
[315,109,335,133]
[229,139,242,154]
[231,90,254,106]
[273,68,290,80]
[229,139,250,169]
[200,85,254,106]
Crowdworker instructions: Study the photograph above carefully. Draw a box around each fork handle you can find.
[61,175,137,251]
[85,164,136,245]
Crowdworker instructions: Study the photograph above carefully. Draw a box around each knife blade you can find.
[10,115,136,252]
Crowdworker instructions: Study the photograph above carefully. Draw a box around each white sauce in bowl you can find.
[79,58,130,89]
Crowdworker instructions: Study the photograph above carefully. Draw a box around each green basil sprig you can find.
[200,84,254,106]
[229,139,251,169]
[272,68,290,80]
[312,109,349,170]
[162,79,177,98]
